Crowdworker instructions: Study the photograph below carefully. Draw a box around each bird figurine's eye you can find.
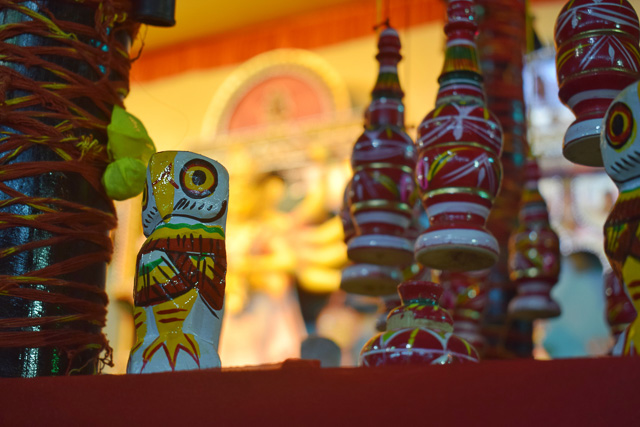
[180,159,218,199]
[142,181,149,210]
[606,102,635,150]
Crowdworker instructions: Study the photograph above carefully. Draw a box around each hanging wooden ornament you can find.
[415,0,503,271]
[347,26,417,267]
[340,179,404,296]
[360,280,479,366]
[604,270,637,347]
[507,157,561,320]
[555,0,640,166]
[440,269,489,354]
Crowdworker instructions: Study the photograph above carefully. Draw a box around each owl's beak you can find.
[149,152,178,222]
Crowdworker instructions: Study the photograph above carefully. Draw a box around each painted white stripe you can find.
[360,347,478,364]
[565,117,603,145]
[341,263,403,282]
[379,65,398,73]
[520,205,548,217]
[427,202,490,218]
[508,295,560,315]
[566,89,619,109]
[368,99,402,110]
[348,234,413,252]
[446,39,476,48]
[354,211,411,228]
[518,282,552,293]
[415,228,499,253]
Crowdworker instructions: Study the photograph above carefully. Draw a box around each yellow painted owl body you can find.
[601,81,640,356]
[127,151,229,374]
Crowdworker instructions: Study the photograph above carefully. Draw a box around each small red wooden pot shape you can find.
[555,0,640,166]
[440,269,489,354]
[360,280,480,366]
[604,270,637,345]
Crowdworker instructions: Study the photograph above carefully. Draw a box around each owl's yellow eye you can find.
[606,102,635,150]
[142,181,148,210]
[180,159,218,199]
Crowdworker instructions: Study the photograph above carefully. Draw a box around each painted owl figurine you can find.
[127,151,229,373]
[601,81,640,356]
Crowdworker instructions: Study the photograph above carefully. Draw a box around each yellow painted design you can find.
[149,151,178,222]
[622,255,640,355]
[372,172,400,197]
[618,187,640,202]
[407,328,420,348]
[352,162,414,174]
[0,247,17,257]
[428,147,464,181]
[425,186,493,201]
[131,306,147,355]
[432,103,446,118]
[385,128,393,138]
[141,289,201,369]
[350,200,411,213]
[191,255,216,282]
[461,336,474,356]
[184,166,215,193]
[135,264,176,292]
[151,223,225,241]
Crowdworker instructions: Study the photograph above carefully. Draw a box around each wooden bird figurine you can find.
[127,151,229,373]
[601,81,640,356]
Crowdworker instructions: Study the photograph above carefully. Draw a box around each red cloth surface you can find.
[1,357,638,426]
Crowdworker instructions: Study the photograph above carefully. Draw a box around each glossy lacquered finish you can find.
[555,0,640,166]
[127,151,229,373]
[601,81,640,356]
[440,270,488,354]
[360,280,479,366]
[604,270,636,344]
[340,179,404,296]
[414,0,503,272]
[347,27,417,268]
[508,158,561,320]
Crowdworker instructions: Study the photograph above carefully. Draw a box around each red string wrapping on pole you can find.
[0,0,138,374]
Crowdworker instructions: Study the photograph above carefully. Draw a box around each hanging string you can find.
[374,0,390,31]
[402,0,413,133]
[0,0,138,374]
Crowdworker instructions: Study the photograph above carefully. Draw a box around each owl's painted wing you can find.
[185,238,227,315]
[134,245,194,307]
[134,234,227,314]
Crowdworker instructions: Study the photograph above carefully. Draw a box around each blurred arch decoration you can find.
[202,48,351,138]
[196,49,357,177]
[196,49,356,365]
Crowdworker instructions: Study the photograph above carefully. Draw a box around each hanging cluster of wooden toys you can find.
[555,0,640,167]
[344,26,416,281]
[471,0,565,359]
[553,0,640,357]
[507,158,561,320]
[338,25,421,305]
[350,0,508,366]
